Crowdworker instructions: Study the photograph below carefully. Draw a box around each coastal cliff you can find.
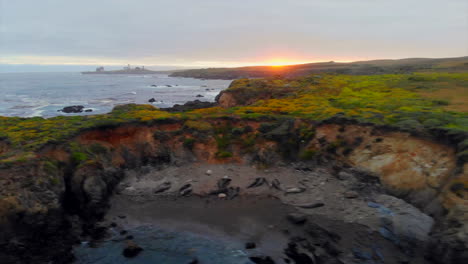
[0,73,467,263]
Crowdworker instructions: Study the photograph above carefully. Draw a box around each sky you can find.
[1,0,467,71]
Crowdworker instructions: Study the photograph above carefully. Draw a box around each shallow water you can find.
[74,197,293,264]
[74,225,255,264]
[0,72,231,117]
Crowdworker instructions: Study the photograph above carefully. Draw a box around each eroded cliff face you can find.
[313,124,460,210]
[0,118,466,263]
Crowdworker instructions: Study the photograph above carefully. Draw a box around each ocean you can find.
[0,72,232,118]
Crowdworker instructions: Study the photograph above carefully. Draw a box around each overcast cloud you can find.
[0,0,467,68]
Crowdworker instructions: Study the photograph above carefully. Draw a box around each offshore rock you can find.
[59,105,84,113]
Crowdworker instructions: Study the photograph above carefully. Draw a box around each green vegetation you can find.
[299,149,318,160]
[0,104,172,153]
[183,120,213,131]
[183,138,196,150]
[1,72,467,162]
[192,73,468,132]
[215,151,233,159]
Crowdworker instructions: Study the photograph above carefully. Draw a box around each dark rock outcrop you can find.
[160,100,216,112]
[59,105,84,113]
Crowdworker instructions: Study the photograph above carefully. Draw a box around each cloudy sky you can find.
[1,0,467,70]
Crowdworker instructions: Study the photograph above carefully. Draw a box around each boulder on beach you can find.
[122,240,143,258]
[196,94,204,98]
[148,98,156,103]
[287,213,307,225]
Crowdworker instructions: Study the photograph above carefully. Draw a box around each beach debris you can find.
[247,177,267,188]
[179,184,192,196]
[206,170,213,175]
[154,181,171,194]
[218,193,227,198]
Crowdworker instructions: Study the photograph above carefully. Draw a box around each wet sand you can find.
[77,163,434,263]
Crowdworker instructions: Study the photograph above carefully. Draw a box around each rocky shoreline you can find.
[0,116,466,263]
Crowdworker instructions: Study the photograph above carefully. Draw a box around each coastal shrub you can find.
[88,143,108,155]
[241,135,256,151]
[49,177,60,186]
[71,152,88,164]
[258,122,281,133]
[216,151,233,159]
[184,120,213,131]
[153,130,170,141]
[432,99,449,106]
[42,160,58,175]
[299,126,316,141]
[422,119,445,128]
[395,119,423,131]
[231,127,245,136]
[299,149,318,160]
[325,140,344,153]
[183,138,196,150]
[215,135,231,150]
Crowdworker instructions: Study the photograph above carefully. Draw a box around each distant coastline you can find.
[82,65,164,75]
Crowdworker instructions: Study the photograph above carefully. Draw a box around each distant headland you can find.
[82,64,159,74]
